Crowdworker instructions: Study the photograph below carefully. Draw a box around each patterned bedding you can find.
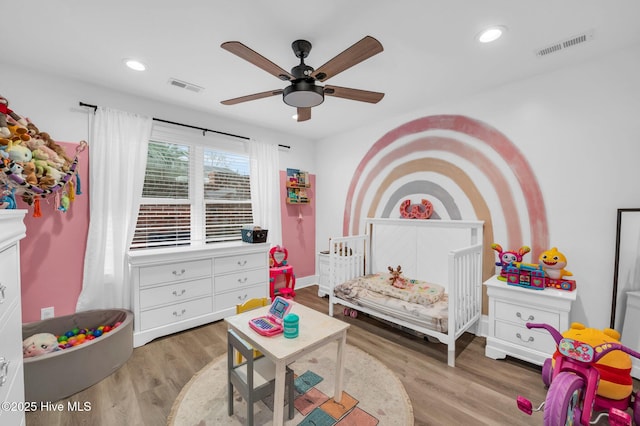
[333,273,449,333]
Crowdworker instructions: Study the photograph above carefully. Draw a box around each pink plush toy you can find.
[23,333,60,358]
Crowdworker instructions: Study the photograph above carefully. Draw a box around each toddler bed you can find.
[328,218,483,367]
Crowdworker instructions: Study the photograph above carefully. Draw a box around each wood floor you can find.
[25,285,639,426]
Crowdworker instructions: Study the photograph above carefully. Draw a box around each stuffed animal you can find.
[388,265,408,289]
[539,247,572,279]
[23,333,60,358]
[22,161,37,185]
[491,243,531,268]
[7,143,33,163]
[553,323,632,400]
[0,95,28,138]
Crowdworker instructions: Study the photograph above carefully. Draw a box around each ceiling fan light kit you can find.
[220,36,384,121]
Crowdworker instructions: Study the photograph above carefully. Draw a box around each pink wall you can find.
[19,142,90,323]
[279,171,316,280]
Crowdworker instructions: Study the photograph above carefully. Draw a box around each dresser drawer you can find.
[495,320,557,355]
[215,269,266,294]
[140,278,213,309]
[214,252,266,275]
[140,297,213,330]
[0,245,19,321]
[139,259,212,287]
[214,285,265,312]
[0,304,23,404]
[494,300,560,329]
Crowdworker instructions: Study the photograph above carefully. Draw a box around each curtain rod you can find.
[78,102,291,149]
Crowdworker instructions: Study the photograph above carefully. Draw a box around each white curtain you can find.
[249,140,282,246]
[76,107,153,311]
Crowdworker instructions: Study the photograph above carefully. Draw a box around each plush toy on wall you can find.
[388,265,408,289]
[539,247,572,279]
[23,333,60,358]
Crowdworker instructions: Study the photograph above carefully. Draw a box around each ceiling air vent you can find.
[168,78,204,93]
[535,29,595,57]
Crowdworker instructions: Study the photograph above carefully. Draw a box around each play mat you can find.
[1,95,86,216]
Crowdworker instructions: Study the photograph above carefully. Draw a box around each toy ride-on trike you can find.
[516,322,640,425]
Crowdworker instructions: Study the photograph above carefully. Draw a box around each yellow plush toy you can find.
[554,322,633,400]
[539,247,573,279]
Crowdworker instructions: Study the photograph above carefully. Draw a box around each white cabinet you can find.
[129,242,269,347]
[621,291,640,379]
[484,275,577,366]
[317,252,329,297]
[0,210,27,426]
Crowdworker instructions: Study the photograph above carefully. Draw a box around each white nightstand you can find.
[484,275,577,366]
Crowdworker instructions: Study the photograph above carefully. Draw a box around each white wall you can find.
[2,63,316,172]
[315,44,640,329]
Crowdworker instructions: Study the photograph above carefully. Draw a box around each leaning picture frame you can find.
[610,208,640,330]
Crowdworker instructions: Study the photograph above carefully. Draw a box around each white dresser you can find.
[484,275,577,366]
[317,252,329,297]
[0,210,27,426]
[129,242,269,347]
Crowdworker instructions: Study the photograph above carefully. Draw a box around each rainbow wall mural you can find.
[342,114,550,281]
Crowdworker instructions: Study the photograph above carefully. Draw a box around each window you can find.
[131,124,253,250]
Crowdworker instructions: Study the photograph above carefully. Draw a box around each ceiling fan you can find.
[220,36,384,122]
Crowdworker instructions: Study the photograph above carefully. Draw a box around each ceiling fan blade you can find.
[297,107,311,122]
[311,36,383,82]
[221,41,293,81]
[324,85,384,103]
[221,89,284,105]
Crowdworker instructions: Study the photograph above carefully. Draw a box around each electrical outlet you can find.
[41,306,54,320]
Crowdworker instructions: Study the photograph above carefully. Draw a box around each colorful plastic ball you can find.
[97,326,105,331]
[87,335,96,341]
[103,326,112,333]
[77,334,86,341]
[79,329,87,335]
[93,329,103,338]
[72,327,80,335]
[64,343,72,349]
[114,321,122,328]
[65,331,74,338]
[58,335,68,343]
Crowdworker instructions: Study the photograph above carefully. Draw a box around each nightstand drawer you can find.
[139,259,212,287]
[495,321,556,355]
[494,300,560,329]
[214,252,266,275]
[140,297,213,330]
[140,278,213,309]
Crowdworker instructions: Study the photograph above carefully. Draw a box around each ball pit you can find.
[22,309,133,403]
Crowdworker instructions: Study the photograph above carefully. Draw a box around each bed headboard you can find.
[364,218,484,285]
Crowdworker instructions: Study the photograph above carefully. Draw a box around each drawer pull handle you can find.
[516,333,534,343]
[237,260,248,267]
[0,284,5,304]
[172,289,186,297]
[0,357,8,387]
[516,312,534,322]
[173,269,186,276]
[237,277,248,284]
[173,309,187,317]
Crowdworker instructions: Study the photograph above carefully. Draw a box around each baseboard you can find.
[293,275,318,290]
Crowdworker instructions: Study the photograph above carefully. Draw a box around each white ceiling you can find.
[7,1,640,141]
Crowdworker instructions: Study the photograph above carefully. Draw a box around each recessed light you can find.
[292,114,298,120]
[124,59,146,71]
[477,26,506,43]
